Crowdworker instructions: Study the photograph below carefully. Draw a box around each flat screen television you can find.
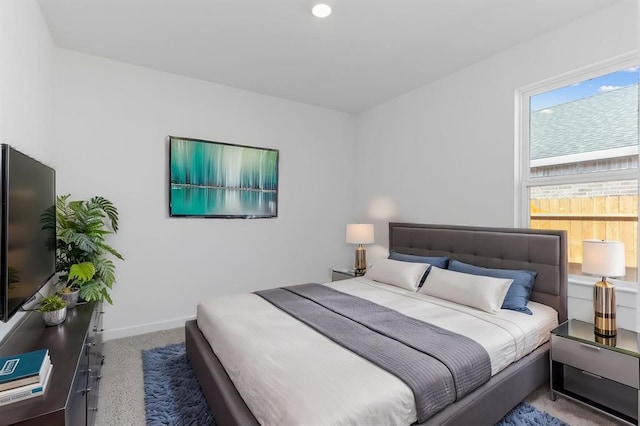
[169,136,278,218]
[0,145,56,322]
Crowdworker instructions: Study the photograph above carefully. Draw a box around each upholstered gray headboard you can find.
[389,223,568,323]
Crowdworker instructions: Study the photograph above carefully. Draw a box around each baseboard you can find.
[103,315,196,341]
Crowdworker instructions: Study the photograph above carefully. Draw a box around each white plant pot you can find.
[42,307,67,326]
[58,289,80,309]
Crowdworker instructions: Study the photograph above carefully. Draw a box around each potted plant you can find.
[41,194,123,304]
[39,295,68,326]
[57,285,80,309]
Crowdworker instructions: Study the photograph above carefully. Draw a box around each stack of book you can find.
[0,349,52,406]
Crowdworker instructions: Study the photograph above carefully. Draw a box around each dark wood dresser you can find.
[0,302,103,426]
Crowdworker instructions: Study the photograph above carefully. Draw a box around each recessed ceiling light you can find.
[312,4,332,18]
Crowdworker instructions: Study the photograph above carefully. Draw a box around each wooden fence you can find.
[530,195,638,269]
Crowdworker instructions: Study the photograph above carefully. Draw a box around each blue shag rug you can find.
[142,343,215,426]
[497,402,568,426]
[142,343,567,426]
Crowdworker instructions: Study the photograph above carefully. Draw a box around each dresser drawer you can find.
[552,334,639,389]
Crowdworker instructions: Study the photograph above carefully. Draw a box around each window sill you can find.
[568,275,637,309]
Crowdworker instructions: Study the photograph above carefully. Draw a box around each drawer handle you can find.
[581,370,602,379]
[579,343,601,351]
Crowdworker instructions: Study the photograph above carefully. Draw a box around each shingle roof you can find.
[530,84,638,160]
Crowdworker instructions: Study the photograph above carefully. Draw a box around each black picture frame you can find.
[169,136,279,218]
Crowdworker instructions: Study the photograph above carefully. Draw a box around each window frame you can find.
[515,52,639,282]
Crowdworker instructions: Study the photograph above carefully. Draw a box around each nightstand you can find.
[331,268,359,281]
[550,319,640,425]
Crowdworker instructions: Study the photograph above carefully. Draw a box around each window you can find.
[518,55,639,281]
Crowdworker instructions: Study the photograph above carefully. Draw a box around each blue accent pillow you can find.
[447,260,537,315]
[388,251,449,286]
[388,251,449,268]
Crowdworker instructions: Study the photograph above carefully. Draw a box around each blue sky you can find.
[530,66,639,111]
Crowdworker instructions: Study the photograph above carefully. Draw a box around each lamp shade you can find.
[582,240,625,278]
[346,224,374,245]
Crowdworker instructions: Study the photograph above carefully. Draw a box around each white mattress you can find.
[196,277,558,426]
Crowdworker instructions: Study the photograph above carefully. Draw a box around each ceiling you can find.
[38,0,622,114]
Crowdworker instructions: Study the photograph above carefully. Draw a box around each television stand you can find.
[0,302,103,426]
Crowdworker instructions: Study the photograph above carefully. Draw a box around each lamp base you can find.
[595,335,617,346]
[594,279,616,338]
[354,245,367,276]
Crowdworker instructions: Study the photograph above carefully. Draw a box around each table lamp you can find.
[346,224,374,276]
[582,240,625,338]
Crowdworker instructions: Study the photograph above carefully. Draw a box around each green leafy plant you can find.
[41,194,124,304]
[38,295,68,312]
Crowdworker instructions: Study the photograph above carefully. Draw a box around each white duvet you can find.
[196,277,558,426]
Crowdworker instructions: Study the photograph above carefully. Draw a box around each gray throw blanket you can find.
[255,283,491,423]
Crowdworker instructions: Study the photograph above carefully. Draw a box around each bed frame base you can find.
[186,319,259,426]
[186,319,550,426]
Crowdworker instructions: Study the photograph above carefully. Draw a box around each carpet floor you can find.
[142,342,568,426]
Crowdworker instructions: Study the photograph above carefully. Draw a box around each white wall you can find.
[53,50,356,339]
[0,0,57,338]
[0,0,55,163]
[355,1,639,326]
[357,1,637,237]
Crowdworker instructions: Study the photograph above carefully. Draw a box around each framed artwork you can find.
[169,136,279,218]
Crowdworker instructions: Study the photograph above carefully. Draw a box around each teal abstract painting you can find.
[169,136,278,218]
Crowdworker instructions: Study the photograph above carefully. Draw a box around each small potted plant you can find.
[57,285,80,309]
[39,295,68,326]
[57,261,96,308]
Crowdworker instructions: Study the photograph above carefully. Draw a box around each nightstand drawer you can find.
[552,335,639,389]
[563,365,638,421]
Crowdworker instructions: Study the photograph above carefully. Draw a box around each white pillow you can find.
[418,267,512,314]
[364,258,429,292]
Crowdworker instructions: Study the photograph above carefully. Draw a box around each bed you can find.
[185,222,567,425]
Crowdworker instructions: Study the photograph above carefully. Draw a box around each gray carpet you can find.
[96,328,185,426]
[96,327,626,426]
